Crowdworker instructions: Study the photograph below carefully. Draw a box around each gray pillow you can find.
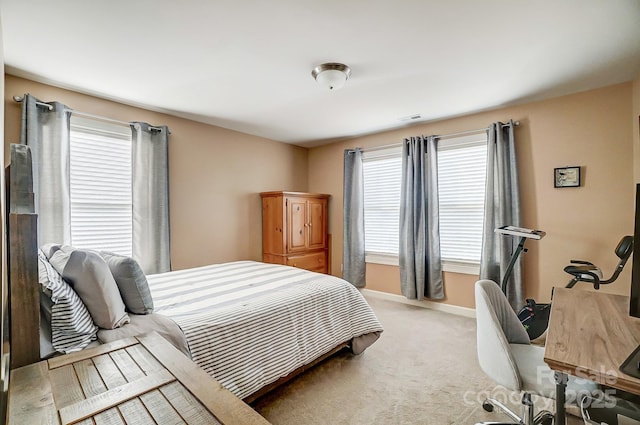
[100,251,154,315]
[49,247,130,330]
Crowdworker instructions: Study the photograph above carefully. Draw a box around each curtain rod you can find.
[358,121,520,153]
[12,95,168,133]
[12,95,53,111]
[70,109,131,127]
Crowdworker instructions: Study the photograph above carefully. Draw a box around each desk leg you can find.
[554,371,567,425]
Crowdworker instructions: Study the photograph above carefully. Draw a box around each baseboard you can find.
[360,288,476,318]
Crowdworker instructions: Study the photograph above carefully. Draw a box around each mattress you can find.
[146,260,383,398]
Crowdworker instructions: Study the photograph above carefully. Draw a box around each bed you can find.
[6,143,383,402]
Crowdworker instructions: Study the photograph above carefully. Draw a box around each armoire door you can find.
[307,198,327,249]
[287,197,307,252]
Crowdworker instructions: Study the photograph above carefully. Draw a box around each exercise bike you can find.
[517,235,633,340]
[493,226,547,339]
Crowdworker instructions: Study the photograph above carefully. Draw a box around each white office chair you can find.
[474,280,597,425]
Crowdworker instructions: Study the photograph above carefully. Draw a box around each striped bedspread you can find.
[146,261,383,399]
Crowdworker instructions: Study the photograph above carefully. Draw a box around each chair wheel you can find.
[482,400,494,412]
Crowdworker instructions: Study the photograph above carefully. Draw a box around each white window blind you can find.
[69,117,133,256]
[437,134,487,264]
[362,147,402,256]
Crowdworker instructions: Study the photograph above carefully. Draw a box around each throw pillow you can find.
[100,251,154,314]
[40,242,62,260]
[38,250,98,353]
[49,247,130,329]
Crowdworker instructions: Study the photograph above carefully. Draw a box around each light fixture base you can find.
[311,63,352,90]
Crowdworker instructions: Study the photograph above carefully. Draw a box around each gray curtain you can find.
[131,122,171,274]
[343,148,366,287]
[20,94,72,246]
[480,120,522,310]
[399,136,444,300]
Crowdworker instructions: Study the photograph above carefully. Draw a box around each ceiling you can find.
[2,1,640,147]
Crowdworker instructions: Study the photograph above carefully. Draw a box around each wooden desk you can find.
[8,332,271,425]
[544,288,640,425]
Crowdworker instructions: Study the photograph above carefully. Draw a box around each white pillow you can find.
[40,243,62,260]
[38,250,98,353]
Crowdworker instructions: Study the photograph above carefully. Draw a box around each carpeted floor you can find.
[252,295,582,425]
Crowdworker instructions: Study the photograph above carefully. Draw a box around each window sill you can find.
[365,253,399,266]
[365,254,479,276]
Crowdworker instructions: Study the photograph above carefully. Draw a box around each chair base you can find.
[475,393,554,425]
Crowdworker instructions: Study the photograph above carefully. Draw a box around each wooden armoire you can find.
[260,191,330,274]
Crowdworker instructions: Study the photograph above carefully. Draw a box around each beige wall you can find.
[4,75,309,270]
[309,83,635,308]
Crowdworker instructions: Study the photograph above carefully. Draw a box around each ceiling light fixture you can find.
[311,63,351,91]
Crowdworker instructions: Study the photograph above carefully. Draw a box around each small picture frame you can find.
[554,166,581,188]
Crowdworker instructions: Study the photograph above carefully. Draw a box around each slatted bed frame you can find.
[5,143,349,403]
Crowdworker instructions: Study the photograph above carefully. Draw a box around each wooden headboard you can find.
[6,144,40,369]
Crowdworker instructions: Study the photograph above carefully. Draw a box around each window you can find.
[69,116,133,256]
[363,147,402,258]
[361,134,487,273]
[437,135,487,266]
